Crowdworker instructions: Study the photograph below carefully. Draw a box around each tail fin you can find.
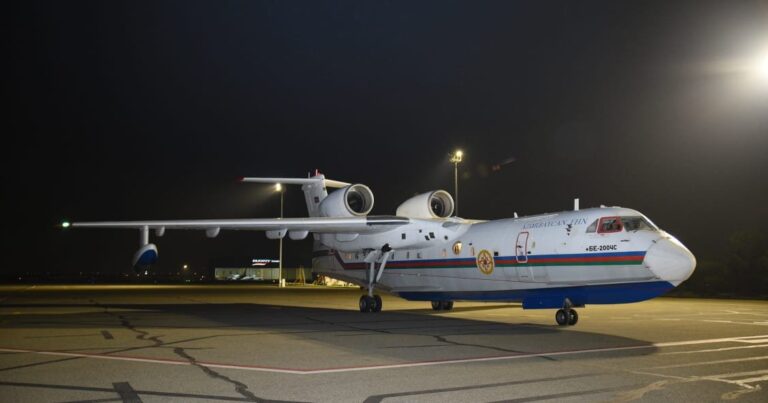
[240,172,349,217]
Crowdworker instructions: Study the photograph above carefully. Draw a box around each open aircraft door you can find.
[515,231,533,281]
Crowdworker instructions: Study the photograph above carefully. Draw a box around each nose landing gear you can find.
[555,298,579,326]
[431,300,454,311]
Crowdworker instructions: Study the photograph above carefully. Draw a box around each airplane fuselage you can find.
[313,207,696,309]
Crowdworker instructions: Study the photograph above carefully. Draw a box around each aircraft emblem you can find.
[452,241,462,255]
[476,249,494,275]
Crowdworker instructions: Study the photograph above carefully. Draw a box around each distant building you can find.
[209,256,311,282]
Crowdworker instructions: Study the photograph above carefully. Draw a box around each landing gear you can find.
[358,244,393,313]
[431,301,454,311]
[568,309,579,325]
[359,295,382,312]
[555,298,579,326]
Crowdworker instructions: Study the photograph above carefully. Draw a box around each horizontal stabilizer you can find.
[240,177,350,188]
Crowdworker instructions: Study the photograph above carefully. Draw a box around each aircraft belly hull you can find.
[396,280,675,308]
[314,253,667,307]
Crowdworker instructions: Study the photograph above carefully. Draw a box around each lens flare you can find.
[758,56,768,80]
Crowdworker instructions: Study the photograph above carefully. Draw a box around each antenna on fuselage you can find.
[574,198,580,211]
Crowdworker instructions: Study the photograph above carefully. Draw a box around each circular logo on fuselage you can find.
[452,241,462,255]
[476,249,494,275]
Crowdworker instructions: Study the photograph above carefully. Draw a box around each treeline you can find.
[675,230,768,298]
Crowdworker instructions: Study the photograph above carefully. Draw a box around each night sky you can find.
[4,1,768,276]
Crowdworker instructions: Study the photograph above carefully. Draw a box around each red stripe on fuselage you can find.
[330,251,644,270]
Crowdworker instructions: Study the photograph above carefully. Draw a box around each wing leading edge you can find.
[69,216,410,234]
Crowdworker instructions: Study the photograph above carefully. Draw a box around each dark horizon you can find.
[4,1,768,294]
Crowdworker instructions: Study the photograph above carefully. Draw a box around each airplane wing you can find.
[69,216,410,234]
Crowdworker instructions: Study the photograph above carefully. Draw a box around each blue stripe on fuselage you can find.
[397,281,674,308]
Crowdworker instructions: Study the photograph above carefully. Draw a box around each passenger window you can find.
[598,217,623,233]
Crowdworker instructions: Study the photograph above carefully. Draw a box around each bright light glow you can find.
[275,183,282,192]
[450,150,463,163]
[757,55,768,80]
[183,264,188,270]
[61,221,70,228]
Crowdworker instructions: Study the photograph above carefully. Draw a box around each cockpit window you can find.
[586,219,598,233]
[622,216,657,232]
[592,216,658,234]
[598,217,623,233]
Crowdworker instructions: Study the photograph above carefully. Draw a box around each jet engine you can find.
[319,184,375,217]
[396,190,454,219]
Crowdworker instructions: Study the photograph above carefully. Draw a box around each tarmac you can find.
[0,284,767,402]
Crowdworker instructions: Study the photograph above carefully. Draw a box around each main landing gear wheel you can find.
[359,295,372,312]
[359,295,382,313]
[431,301,454,311]
[555,309,568,326]
[555,308,579,326]
[568,309,579,325]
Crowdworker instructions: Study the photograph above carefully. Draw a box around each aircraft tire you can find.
[431,301,442,311]
[372,295,382,312]
[555,309,568,326]
[568,309,579,325]
[359,295,372,312]
[442,301,454,311]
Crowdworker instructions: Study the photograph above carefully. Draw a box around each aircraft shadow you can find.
[0,300,658,364]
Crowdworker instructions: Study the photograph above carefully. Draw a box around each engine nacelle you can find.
[396,190,454,219]
[132,243,158,272]
[319,184,375,217]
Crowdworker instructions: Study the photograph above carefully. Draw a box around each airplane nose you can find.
[644,237,696,285]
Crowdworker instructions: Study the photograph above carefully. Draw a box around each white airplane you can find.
[66,172,696,325]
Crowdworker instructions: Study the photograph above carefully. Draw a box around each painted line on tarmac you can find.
[1,334,767,375]
[646,355,768,369]
[659,344,768,355]
[702,319,768,326]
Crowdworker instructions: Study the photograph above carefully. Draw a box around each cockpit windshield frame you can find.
[621,216,658,232]
[592,215,658,234]
[597,216,623,234]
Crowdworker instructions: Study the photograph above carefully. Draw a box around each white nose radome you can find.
[644,237,696,285]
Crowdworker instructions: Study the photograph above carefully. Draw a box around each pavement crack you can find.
[88,299,271,402]
[172,346,261,402]
[302,316,395,335]
[431,334,552,358]
[117,314,163,347]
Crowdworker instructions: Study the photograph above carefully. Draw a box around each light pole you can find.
[275,183,284,287]
[449,150,463,217]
